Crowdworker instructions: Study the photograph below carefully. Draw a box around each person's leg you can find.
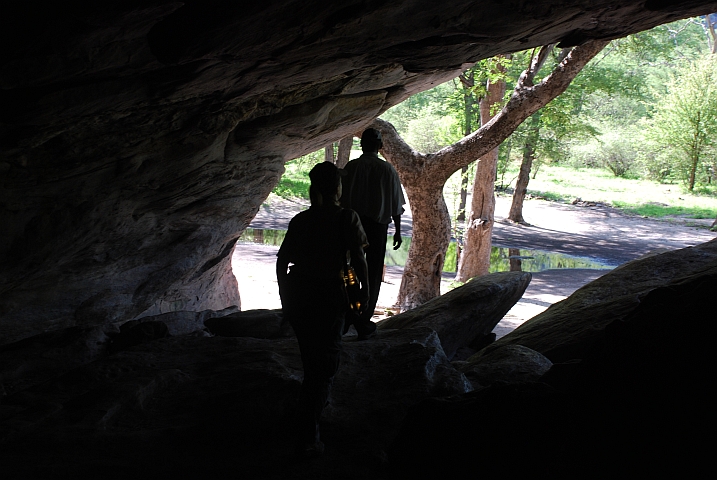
[357,216,388,335]
[292,319,322,448]
[291,284,345,454]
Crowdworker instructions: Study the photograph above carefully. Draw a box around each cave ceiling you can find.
[2,0,717,345]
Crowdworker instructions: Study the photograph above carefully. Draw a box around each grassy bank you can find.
[509,165,717,220]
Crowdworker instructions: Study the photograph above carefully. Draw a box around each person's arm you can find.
[392,214,402,250]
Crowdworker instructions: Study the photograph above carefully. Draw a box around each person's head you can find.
[360,128,383,153]
[308,161,346,206]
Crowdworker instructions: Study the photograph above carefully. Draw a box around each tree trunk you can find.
[455,148,498,281]
[688,152,698,191]
[371,39,608,310]
[456,72,476,223]
[457,166,469,223]
[509,248,522,271]
[456,58,507,282]
[336,136,353,168]
[324,143,335,163]
[397,182,451,311]
[508,112,541,223]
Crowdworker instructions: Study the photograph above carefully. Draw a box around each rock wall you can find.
[3,0,717,344]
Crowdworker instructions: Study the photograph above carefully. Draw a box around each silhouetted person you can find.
[341,128,405,339]
[276,161,369,458]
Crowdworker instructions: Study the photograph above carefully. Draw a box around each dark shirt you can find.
[278,204,367,280]
[341,152,405,225]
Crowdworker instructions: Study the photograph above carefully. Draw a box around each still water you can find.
[238,228,614,273]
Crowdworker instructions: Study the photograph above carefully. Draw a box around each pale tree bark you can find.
[508,111,541,223]
[455,56,508,282]
[335,136,353,168]
[324,143,335,163]
[456,72,476,223]
[371,39,609,310]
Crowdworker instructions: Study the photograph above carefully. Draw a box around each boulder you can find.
[205,309,293,338]
[1,325,469,479]
[109,320,170,353]
[0,325,116,398]
[478,238,717,362]
[378,271,531,359]
[388,382,568,478]
[136,305,240,336]
[457,344,553,388]
[0,306,239,398]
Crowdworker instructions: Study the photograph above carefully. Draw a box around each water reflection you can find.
[238,227,614,273]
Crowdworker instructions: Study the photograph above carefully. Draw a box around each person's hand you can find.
[393,232,402,250]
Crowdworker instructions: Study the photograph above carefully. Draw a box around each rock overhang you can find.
[2,0,717,344]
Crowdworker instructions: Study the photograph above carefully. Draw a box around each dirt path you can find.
[233,194,715,338]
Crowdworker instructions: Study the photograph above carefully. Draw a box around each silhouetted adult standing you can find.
[341,128,405,339]
[276,161,369,458]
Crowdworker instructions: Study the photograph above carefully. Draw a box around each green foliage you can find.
[272,151,321,199]
[404,114,463,153]
[496,137,516,189]
[644,56,717,190]
[273,176,310,199]
[380,81,458,134]
[578,130,641,178]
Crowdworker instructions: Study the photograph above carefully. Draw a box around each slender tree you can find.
[455,56,508,281]
[335,136,353,168]
[646,56,717,191]
[507,45,572,224]
[324,143,334,163]
[371,39,609,310]
[507,110,541,224]
[324,136,354,167]
[456,71,477,223]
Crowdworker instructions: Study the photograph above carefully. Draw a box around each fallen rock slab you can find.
[456,344,552,388]
[204,308,292,338]
[478,238,717,363]
[135,306,240,336]
[378,271,531,360]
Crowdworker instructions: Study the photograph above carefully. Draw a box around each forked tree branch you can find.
[371,38,610,181]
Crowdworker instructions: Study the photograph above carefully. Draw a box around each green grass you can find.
[273,177,309,199]
[523,165,717,220]
[611,203,716,219]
